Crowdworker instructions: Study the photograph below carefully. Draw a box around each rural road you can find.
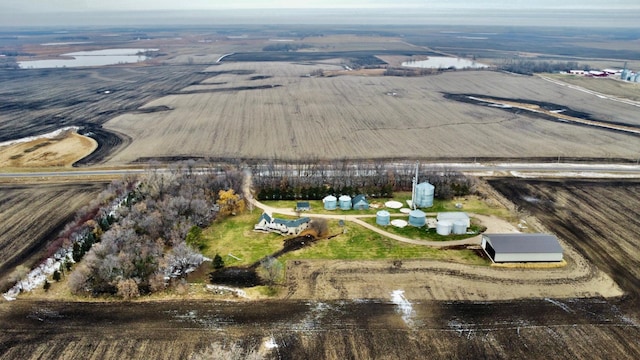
[1,162,640,179]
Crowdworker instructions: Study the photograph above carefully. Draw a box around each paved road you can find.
[1,162,639,179]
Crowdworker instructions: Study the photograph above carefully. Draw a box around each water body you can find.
[18,48,158,69]
[402,57,488,70]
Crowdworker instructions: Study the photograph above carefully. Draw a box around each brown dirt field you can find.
[0,132,96,168]
[0,183,105,292]
[104,65,640,164]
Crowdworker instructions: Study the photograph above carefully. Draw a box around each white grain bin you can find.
[338,195,352,210]
[323,195,337,210]
[452,220,467,235]
[376,210,391,226]
[408,209,426,227]
[414,182,435,208]
[436,221,453,236]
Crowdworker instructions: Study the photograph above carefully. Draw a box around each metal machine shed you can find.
[481,234,563,263]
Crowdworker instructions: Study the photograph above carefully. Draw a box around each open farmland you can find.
[104,63,640,164]
[488,179,640,314]
[0,183,105,292]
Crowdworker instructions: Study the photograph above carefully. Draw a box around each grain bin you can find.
[408,209,426,227]
[338,195,352,210]
[323,195,337,210]
[452,220,467,235]
[376,210,391,226]
[436,221,453,236]
[414,182,435,208]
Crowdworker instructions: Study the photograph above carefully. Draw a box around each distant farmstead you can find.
[481,233,563,263]
[254,213,311,236]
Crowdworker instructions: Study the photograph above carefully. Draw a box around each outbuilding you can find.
[352,194,369,210]
[296,201,311,212]
[481,233,563,263]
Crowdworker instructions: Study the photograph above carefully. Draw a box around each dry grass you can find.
[104,64,640,164]
[0,132,96,168]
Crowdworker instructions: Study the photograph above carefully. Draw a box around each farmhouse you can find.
[481,233,563,263]
[254,213,311,236]
[352,194,369,210]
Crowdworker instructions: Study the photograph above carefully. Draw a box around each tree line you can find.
[66,163,244,298]
[250,160,476,201]
[497,60,586,75]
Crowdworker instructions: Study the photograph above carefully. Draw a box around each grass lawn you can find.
[202,210,285,267]
[280,221,488,265]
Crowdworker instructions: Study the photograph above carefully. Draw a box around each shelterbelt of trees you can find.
[251,161,476,201]
[64,163,244,298]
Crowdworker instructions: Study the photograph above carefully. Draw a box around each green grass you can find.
[202,210,284,267]
[279,222,488,265]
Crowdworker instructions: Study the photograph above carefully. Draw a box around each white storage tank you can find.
[376,210,391,226]
[414,182,435,208]
[323,195,337,210]
[338,195,352,210]
[408,209,426,227]
[452,220,467,235]
[436,221,453,236]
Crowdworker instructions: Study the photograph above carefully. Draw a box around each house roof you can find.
[352,194,367,205]
[259,213,271,223]
[273,217,311,227]
[484,234,563,254]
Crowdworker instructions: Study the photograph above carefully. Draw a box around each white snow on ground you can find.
[3,257,66,301]
[0,126,80,147]
[545,298,573,313]
[205,285,248,298]
[511,171,640,179]
[390,290,415,327]
[263,336,278,349]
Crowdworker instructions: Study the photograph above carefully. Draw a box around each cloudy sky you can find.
[4,0,640,12]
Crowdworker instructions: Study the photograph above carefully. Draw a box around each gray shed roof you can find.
[352,194,367,205]
[484,234,562,254]
[274,217,311,227]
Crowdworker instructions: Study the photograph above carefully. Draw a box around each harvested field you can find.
[0,183,105,292]
[488,179,640,314]
[0,297,638,360]
[104,64,640,164]
[0,131,96,168]
[544,74,640,102]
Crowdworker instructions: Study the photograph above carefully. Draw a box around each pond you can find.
[402,56,488,70]
[18,48,158,69]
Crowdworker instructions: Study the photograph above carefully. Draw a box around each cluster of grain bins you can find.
[436,212,470,235]
[621,69,640,82]
[323,194,370,210]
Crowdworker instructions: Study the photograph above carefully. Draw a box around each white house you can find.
[254,213,311,236]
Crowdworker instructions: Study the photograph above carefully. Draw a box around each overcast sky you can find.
[4,0,640,12]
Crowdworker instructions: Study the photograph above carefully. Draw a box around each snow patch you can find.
[264,336,278,349]
[0,126,80,147]
[390,290,415,326]
[545,298,573,313]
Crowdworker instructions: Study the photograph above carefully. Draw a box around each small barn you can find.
[481,233,563,263]
[352,194,369,210]
[296,201,311,212]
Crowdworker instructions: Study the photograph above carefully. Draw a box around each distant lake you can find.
[402,57,488,70]
[18,48,158,69]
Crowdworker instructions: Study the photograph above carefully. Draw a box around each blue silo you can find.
[376,210,391,226]
[338,195,352,210]
[415,182,435,208]
[323,195,337,210]
[408,209,426,227]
